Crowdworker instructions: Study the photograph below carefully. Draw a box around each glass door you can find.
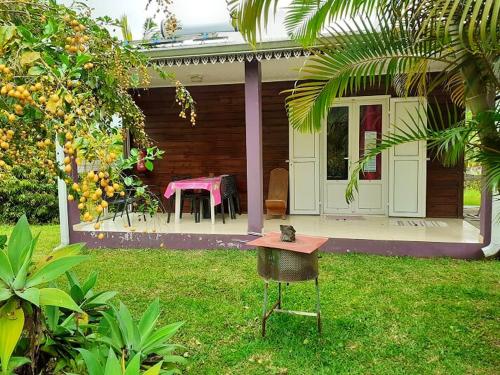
[323,104,353,213]
[323,98,388,215]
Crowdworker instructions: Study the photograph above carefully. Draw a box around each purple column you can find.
[245,60,264,234]
[67,158,81,243]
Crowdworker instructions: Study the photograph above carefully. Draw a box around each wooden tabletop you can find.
[247,232,328,254]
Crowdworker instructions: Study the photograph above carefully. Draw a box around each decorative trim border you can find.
[151,48,312,68]
[71,230,484,260]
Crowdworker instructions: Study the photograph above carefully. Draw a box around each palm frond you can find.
[284,14,463,132]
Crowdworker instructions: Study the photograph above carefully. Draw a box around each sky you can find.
[60,0,289,40]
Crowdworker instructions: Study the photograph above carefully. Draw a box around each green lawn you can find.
[1,224,499,375]
[464,187,481,206]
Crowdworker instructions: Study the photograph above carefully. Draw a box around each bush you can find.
[0,165,58,224]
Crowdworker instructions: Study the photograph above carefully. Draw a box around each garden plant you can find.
[0,216,184,374]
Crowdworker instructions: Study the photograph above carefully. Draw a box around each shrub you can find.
[0,166,58,224]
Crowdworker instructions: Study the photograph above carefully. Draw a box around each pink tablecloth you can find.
[164,176,223,206]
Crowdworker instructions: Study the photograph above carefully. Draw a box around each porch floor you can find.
[74,213,481,244]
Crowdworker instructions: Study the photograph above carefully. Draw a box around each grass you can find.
[1,224,499,374]
[464,187,481,206]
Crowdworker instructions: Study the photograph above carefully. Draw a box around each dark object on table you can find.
[280,225,296,242]
[265,168,288,219]
[247,232,328,337]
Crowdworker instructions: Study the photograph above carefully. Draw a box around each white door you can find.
[323,97,389,215]
[389,98,427,217]
[289,127,320,214]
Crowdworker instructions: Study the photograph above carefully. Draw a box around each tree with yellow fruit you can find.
[0,0,195,224]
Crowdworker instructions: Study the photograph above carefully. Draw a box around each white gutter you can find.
[482,194,500,257]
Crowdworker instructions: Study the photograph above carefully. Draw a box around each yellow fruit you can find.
[64,164,72,173]
[120,191,125,197]
[65,132,73,140]
[96,206,103,213]
[97,233,104,240]
[67,194,74,201]
[78,203,85,210]
[94,223,101,230]
[100,200,108,208]
[72,182,80,190]
[64,156,71,164]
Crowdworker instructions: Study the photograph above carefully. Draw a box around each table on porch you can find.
[164,176,223,225]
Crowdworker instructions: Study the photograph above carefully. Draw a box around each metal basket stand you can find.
[258,246,322,336]
[261,277,321,337]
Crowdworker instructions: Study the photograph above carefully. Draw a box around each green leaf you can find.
[15,288,40,306]
[0,251,14,285]
[82,271,98,296]
[117,302,141,351]
[45,305,60,332]
[70,284,85,304]
[0,236,6,250]
[145,160,154,171]
[20,51,41,66]
[7,215,32,273]
[76,54,92,66]
[103,348,121,375]
[0,300,24,375]
[100,311,124,351]
[84,291,117,308]
[0,288,12,302]
[39,288,82,312]
[139,299,160,344]
[143,361,162,375]
[124,352,141,375]
[26,255,88,288]
[142,322,184,354]
[7,357,30,374]
[0,26,16,48]
[43,18,58,36]
[78,349,103,375]
[16,26,34,44]
[28,66,45,76]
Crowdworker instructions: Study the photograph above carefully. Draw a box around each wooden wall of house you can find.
[132,79,463,218]
[131,82,291,213]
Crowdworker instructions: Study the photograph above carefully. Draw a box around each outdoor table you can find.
[164,176,223,225]
[247,232,328,336]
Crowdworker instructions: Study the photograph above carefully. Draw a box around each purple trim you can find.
[244,60,264,234]
[480,184,492,245]
[67,158,81,243]
[73,230,484,259]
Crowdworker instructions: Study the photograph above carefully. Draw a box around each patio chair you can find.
[196,175,235,224]
[166,175,198,223]
[96,187,136,227]
[265,168,288,219]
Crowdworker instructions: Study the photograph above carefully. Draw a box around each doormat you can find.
[393,220,448,228]
[325,215,366,221]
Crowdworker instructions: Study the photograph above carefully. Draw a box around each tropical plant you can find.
[143,18,162,41]
[0,215,86,374]
[120,15,134,42]
[96,299,185,373]
[79,347,163,375]
[228,0,500,196]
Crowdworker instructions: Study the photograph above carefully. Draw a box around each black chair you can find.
[226,174,241,216]
[166,175,198,223]
[196,175,236,224]
[97,187,136,227]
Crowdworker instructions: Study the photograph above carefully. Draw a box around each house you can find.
[63,30,493,258]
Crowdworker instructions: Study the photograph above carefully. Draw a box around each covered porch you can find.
[63,39,492,259]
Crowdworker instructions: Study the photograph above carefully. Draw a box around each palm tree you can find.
[119,14,133,42]
[226,0,499,200]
